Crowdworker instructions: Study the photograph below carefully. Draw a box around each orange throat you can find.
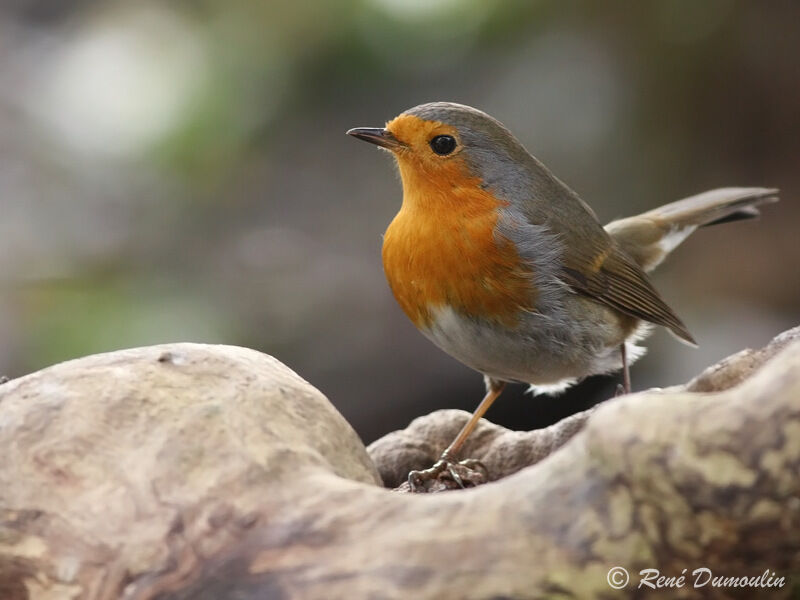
[381,157,535,330]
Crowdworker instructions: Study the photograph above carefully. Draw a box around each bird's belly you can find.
[421,304,576,385]
[422,300,649,389]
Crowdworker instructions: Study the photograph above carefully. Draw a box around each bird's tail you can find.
[605,187,779,272]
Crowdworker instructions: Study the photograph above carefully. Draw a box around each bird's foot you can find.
[615,383,627,397]
[406,456,488,493]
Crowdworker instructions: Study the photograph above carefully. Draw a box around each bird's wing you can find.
[512,179,696,344]
[559,237,696,344]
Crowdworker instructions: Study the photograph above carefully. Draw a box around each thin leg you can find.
[441,380,506,462]
[620,343,631,394]
[407,379,506,491]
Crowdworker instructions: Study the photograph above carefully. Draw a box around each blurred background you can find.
[0,0,797,444]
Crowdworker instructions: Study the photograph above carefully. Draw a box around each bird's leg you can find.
[440,379,506,462]
[616,343,631,396]
[408,379,506,492]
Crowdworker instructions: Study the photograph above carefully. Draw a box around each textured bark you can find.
[1,329,799,599]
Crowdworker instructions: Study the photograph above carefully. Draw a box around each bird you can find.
[347,102,777,490]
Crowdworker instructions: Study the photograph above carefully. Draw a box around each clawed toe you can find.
[458,458,488,478]
[407,460,446,491]
[407,457,488,493]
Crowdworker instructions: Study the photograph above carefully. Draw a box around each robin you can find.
[347,102,777,490]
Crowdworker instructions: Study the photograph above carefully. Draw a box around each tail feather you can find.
[701,206,761,227]
[639,187,778,228]
[606,187,779,272]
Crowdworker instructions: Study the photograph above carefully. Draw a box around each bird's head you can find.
[348,102,536,209]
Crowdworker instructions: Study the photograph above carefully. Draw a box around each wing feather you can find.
[561,245,695,344]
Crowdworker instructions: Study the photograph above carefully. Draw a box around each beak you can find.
[346,127,404,150]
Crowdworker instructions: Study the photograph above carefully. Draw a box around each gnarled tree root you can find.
[1,328,798,599]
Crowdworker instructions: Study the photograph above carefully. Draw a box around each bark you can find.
[1,328,798,599]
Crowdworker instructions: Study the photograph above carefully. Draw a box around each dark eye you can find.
[429,135,457,156]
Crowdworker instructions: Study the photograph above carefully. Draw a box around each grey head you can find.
[402,102,585,221]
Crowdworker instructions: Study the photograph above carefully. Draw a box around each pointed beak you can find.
[346,127,404,150]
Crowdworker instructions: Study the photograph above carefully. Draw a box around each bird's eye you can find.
[429,135,457,156]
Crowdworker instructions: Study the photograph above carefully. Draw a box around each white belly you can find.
[421,303,648,393]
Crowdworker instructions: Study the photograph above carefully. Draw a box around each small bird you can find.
[347,102,777,489]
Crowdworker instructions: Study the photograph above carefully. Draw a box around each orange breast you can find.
[382,158,535,329]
